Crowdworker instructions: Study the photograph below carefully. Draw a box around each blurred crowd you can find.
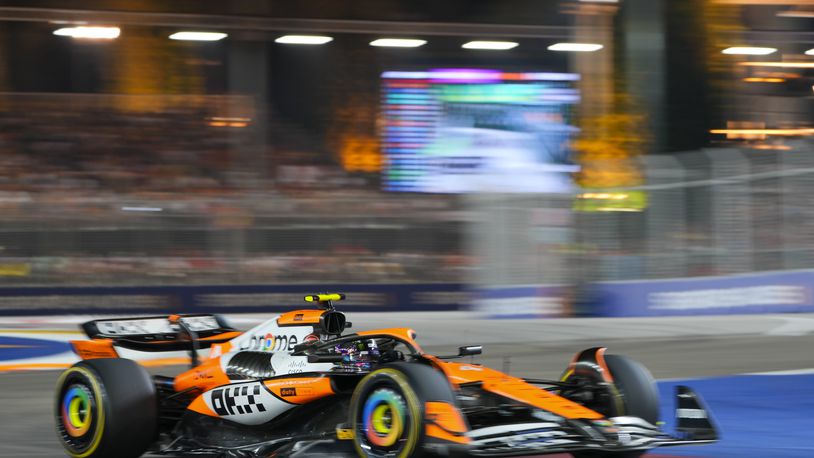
[0,107,236,195]
[0,252,473,286]
[0,100,471,286]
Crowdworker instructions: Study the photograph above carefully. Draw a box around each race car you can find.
[55,293,718,458]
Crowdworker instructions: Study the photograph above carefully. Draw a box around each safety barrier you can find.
[4,269,814,317]
[590,269,814,317]
[0,283,467,316]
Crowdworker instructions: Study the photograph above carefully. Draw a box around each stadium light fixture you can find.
[370,38,427,48]
[274,35,333,45]
[462,41,518,50]
[548,43,603,52]
[169,31,227,41]
[722,46,777,55]
[743,77,785,83]
[740,61,814,68]
[710,128,814,136]
[53,26,120,39]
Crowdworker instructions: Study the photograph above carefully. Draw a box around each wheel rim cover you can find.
[362,388,406,448]
[62,385,92,437]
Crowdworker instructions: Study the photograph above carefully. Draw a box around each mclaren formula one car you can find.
[56,294,718,458]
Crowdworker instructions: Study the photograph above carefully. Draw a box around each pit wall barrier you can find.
[2,270,813,317]
[472,269,814,318]
[0,283,466,316]
[589,269,814,317]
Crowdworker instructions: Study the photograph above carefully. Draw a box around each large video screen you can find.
[381,69,580,193]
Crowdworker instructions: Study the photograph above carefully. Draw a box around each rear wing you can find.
[79,314,240,352]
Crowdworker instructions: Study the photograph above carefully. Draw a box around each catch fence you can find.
[469,140,814,298]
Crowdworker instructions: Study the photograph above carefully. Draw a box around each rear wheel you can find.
[55,359,157,458]
[566,354,659,458]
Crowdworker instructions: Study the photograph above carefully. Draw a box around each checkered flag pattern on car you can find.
[211,384,266,416]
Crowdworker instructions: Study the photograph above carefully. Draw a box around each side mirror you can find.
[458,345,482,357]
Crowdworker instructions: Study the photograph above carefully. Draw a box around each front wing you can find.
[460,416,712,457]
[445,385,718,457]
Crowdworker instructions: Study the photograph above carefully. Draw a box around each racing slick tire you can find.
[567,354,659,458]
[602,354,659,425]
[55,358,157,458]
[349,362,459,458]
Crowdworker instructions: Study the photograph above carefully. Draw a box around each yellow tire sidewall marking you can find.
[57,366,106,458]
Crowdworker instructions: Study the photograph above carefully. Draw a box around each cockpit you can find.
[295,335,416,373]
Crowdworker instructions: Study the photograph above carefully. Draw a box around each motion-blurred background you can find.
[0,0,812,316]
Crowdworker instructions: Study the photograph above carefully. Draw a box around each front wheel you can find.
[55,359,157,458]
[565,353,660,458]
[349,367,424,458]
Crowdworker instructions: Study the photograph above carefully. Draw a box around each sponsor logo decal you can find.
[280,387,297,397]
[287,359,308,373]
[211,385,267,416]
[97,320,151,335]
[95,316,220,336]
[293,314,304,322]
[240,333,299,352]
